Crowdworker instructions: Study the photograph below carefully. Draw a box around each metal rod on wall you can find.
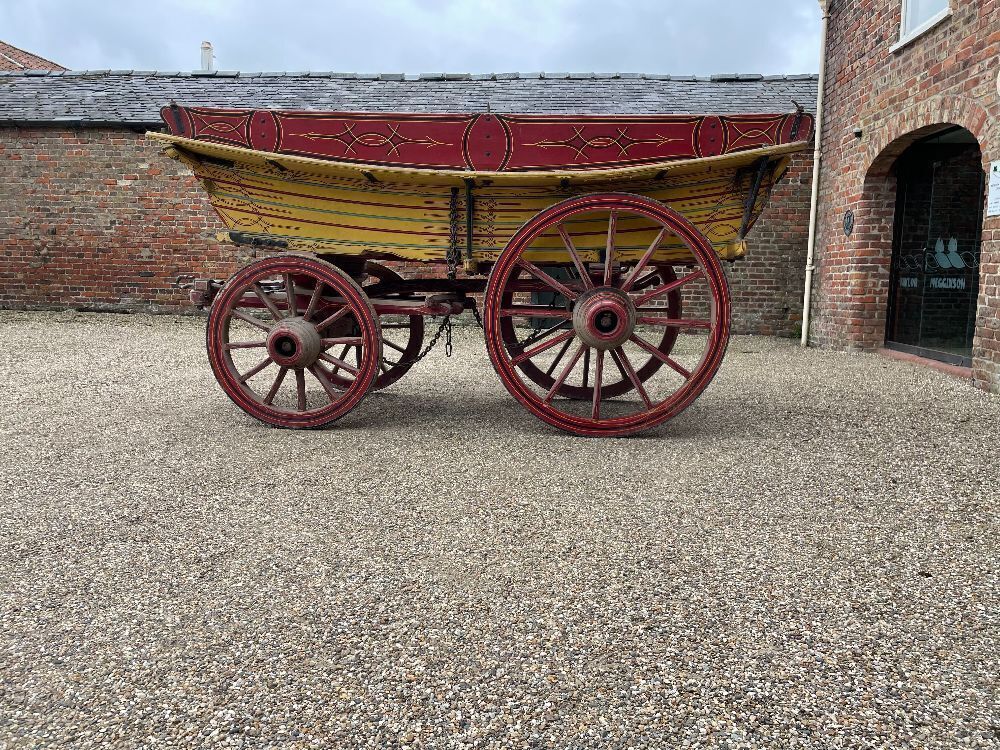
[801,0,830,347]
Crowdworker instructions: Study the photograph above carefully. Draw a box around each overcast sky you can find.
[3,0,822,76]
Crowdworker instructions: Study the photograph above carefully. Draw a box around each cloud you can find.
[1,0,821,75]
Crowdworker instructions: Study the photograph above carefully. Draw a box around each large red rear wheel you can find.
[206,255,381,428]
[484,193,731,437]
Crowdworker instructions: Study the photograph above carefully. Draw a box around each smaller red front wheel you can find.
[484,193,731,437]
[206,255,381,428]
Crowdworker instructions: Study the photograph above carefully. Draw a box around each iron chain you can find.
[447,187,461,280]
[471,303,484,329]
[382,314,452,369]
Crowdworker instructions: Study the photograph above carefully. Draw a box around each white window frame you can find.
[890,0,952,53]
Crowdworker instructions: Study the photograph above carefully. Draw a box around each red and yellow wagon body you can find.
[151,105,813,436]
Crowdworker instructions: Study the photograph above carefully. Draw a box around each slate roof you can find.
[0,41,65,72]
[0,70,818,127]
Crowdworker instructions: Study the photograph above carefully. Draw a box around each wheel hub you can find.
[572,287,635,350]
[266,316,322,368]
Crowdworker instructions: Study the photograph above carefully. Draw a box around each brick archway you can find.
[862,95,993,172]
[829,95,992,353]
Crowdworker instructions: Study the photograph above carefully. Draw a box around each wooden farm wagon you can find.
[151,105,813,436]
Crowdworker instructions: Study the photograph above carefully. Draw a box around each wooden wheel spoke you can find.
[231,309,271,332]
[511,330,576,367]
[511,320,572,355]
[499,306,573,319]
[621,227,668,292]
[328,344,352,376]
[383,339,407,354]
[582,347,590,389]
[612,348,653,408]
[634,269,705,306]
[315,305,351,332]
[263,366,288,405]
[636,316,711,330]
[304,282,324,322]
[225,340,266,350]
[629,334,692,379]
[545,337,574,377]
[295,368,307,411]
[592,350,605,420]
[557,225,593,291]
[285,274,298,316]
[239,356,273,383]
[253,282,284,321]
[319,351,360,375]
[604,210,617,286]
[308,365,344,401]
[515,259,579,300]
[321,336,363,347]
[544,343,587,403]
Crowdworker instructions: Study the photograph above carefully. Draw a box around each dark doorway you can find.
[886,128,984,366]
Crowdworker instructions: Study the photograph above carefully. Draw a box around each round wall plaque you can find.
[843,209,855,237]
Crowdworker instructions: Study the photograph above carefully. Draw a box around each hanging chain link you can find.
[447,187,461,281]
[382,314,452,369]
[379,188,467,369]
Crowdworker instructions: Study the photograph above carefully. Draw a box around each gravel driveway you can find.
[0,310,997,749]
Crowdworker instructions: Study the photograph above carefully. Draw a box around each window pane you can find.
[904,0,948,34]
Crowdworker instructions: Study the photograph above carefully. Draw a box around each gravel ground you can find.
[0,309,997,749]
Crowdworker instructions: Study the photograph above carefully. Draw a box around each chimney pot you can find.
[200,41,215,72]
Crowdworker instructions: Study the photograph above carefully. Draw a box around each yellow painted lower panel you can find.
[160,135,788,266]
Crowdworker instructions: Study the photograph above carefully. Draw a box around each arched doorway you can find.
[884,127,984,367]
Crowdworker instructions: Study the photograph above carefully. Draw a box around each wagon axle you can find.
[572,287,636,351]
[266,318,322,369]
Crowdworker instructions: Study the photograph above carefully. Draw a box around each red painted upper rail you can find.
[161,105,813,173]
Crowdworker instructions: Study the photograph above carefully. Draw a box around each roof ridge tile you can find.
[0,68,822,80]
[0,69,820,125]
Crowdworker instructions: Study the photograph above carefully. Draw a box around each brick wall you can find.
[812,0,999,391]
[730,153,813,336]
[0,126,813,336]
[0,127,242,311]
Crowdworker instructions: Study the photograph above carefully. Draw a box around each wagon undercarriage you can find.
[195,194,729,436]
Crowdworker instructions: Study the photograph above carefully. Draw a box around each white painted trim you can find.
[890,4,952,53]
[0,51,25,69]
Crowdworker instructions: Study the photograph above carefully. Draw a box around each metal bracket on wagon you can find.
[174,275,223,308]
[223,231,289,249]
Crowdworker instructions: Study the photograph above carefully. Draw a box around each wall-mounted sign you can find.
[988,161,1000,217]
[843,209,855,236]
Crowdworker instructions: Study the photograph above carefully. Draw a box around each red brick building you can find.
[0,65,817,336]
[0,41,64,72]
[809,0,999,391]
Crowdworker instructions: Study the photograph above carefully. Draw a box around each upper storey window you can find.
[901,0,949,39]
